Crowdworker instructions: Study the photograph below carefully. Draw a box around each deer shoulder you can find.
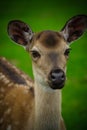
[0,57,34,130]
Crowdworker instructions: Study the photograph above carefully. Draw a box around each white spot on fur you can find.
[0,87,5,92]
[5,108,11,115]
[5,102,9,105]
[0,74,5,79]
[0,94,4,98]
[7,125,12,130]
[0,118,4,124]
[22,101,27,107]
[4,79,10,84]
[12,93,16,98]
[23,89,28,94]
[14,121,19,125]
[0,100,3,104]
[8,83,14,87]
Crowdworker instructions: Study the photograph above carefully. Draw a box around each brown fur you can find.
[35,31,64,48]
[0,32,68,130]
[2,15,87,130]
[0,57,34,130]
[0,31,68,130]
[0,55,66,130]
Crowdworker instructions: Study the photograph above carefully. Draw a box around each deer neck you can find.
[34,81,62,130]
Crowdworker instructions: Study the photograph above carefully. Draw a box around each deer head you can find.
[7,15,87,90]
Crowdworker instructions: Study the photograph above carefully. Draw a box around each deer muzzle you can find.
[48,68,66,89]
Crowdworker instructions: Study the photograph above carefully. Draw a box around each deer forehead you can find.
[32,30,68,51]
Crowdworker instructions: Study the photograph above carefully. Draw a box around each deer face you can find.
[7,15,87,90]
[29,31,69,89]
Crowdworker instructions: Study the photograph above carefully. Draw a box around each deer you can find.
[0,15,87,130]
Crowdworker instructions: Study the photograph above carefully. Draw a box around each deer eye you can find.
[64,48,71,56]
[31,50,41,60]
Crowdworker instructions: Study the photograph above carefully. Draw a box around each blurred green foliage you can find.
[0,0,87,130]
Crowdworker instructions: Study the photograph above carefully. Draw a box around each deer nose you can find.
[48,69,66,89]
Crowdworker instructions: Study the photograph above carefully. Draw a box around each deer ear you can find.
[61,15,87,44]
[7,20,34,47]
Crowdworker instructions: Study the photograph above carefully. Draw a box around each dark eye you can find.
[31,50,40,60]
[64,48,71,56]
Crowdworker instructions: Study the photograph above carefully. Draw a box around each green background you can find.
[0,0,87,130]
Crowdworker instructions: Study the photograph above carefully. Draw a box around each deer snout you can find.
[48,68,66,89]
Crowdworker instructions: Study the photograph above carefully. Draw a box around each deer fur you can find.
[0,15,87,130]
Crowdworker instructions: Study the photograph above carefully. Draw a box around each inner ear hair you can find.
[61,15,87,43]
[7,20,34,47]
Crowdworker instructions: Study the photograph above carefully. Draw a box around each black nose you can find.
[48,69,66,89]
